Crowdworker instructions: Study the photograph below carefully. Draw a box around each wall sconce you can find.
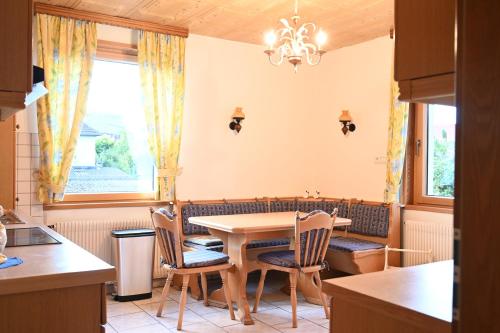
[229,107,245,133]
[339,110,356,135]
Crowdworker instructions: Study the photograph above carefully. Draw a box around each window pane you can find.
[426,104,456,198]
[66,59,154,194]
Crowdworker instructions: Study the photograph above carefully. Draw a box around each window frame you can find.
[62,40,156,203]
[413,103,454,207]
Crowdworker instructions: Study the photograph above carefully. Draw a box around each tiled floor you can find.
[105,273,329,333]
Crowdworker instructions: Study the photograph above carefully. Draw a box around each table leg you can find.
[205,230,254,324]
[227,233,253,325]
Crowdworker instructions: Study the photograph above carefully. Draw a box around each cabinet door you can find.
[395,0,455,81]
[0,0,32,93]
[0,117,16,209]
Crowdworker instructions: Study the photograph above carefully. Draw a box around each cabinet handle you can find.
[416,139,422,156]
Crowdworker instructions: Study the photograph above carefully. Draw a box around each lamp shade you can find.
[232,107,245,120]
[339,110,352,122]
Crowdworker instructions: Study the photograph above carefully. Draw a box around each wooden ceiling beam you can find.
[34,2,189,38]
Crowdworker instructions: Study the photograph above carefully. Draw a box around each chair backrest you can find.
[294,208,338,268]
[150,207,184,268]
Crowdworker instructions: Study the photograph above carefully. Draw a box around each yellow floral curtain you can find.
[384,76,410,203]
[138,31,186,201]
[36,14,97,203]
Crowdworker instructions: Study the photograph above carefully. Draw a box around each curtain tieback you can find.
[158,167,183,178]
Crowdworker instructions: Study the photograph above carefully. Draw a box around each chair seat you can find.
[328,236,384,252]
[184,241,224,252]
[247,238,290,249]
[257,250,298,268]
[183,250,229,268]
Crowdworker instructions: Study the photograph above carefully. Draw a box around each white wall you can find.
[176,35,393,201]
[37,24,451,225]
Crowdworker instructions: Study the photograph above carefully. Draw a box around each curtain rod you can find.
[34,2,189,38]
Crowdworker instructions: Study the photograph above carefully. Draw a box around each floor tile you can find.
[251,300,277,312]
[108,312,157,331]
[181,322,227,333]
[273,299,322,313]
[186,301,224,316]
[139,301,180,316]
[104,324,117,333]
[107,302,143,317]
[134,289,166,305]
[251,308,300,326]
[223,320,281,333]
[202,311,240,327]
[297,308,329,326]
[272,319,328,333]
[120,323,171,333]
[154,309,205,329]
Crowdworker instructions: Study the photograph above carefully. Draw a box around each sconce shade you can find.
[339,110,352,122]
[232,107,245,120]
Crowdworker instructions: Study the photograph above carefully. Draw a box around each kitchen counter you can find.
[1,223,115,295]
[322,260,453,333]
[0,222,116,333]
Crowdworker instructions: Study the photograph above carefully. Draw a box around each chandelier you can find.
[264,0,327,72]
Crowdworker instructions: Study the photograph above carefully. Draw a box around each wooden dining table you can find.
[189,211,351,325]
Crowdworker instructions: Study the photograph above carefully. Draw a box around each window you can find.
[64,44,155,202]
[413,104,456,206]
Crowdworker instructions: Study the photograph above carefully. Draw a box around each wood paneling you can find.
[395,0,455,81]
[0,116,16,210]
[0,0,32,94]
[323,261,453,333]
[455,0,500,331]
[0,284,105,333]
[34,3,188,37]
[34,0,394,50]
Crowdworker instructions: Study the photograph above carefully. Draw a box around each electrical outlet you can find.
[375,156,387,164]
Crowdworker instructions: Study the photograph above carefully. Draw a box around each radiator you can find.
[403,219,454,266]
[51,218,169,279]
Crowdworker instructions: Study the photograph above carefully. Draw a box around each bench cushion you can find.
[181,201,268,235]
[184,236,290,252]
[183,250,229,268]
[247,238,290,249]
[184,235,223,247]
[258,250,297,268]
[328,236,385,252]
[348,204,390,238]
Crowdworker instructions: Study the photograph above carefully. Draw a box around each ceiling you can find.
[35,0,394,50]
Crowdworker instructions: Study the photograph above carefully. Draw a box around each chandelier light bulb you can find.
[265,31,277,49]
[316,30,328,48]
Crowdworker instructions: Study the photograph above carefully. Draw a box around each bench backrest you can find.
[269,198,349,218]
[178,200,268,235]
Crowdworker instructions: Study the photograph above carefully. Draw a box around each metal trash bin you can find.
[111,228,156,302]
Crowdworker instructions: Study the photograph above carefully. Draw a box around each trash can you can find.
[111,228,156,302]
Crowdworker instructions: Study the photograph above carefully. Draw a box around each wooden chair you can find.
[150,208,235,331]
[253,209,338,328]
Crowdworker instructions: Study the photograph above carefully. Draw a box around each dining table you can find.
[188,211,351,325]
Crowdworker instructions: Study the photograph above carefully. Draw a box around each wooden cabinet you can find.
[395,0,456,105]
[0,0,33,113]
[0,116,16,210]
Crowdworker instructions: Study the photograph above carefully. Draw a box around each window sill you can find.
[403,204,453,214]
[43,200,171,210]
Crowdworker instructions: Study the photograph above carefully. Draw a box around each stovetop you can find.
[6,227,61,247]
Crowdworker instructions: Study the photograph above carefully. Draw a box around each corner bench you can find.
[326,200,400,274]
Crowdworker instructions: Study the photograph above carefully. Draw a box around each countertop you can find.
[0,223,115,296]
[322,260,453,325]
